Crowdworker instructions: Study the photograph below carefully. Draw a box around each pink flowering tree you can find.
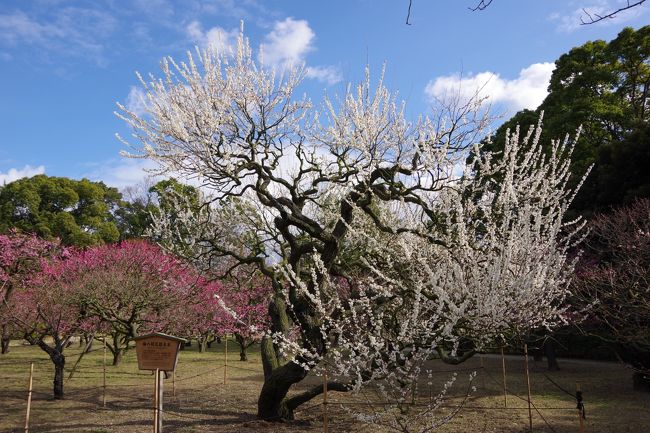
[217,270,271,361]
[8,253,85,399]
[573,199,650,390]
[62,240,200,365]
[0,230,60,354]
[159,278,226,352]
[165,270,271,360]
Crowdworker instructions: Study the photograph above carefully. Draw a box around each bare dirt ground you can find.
[1,340,649,432]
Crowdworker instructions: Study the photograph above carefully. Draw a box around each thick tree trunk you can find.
[198,337,208,353]
[256,292,320,421]
[235,334,248,361]
[1,336,9,354]
[633,372,650,392]
[544,340,560,371]
[112,348,123,366]
[257,360,309,421]
[53,354,65,399]
[260,336,278,380]
[32,337,66,399]
[83,334,93,353]
[111,333,125,366]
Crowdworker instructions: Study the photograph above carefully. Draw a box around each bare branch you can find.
[465,0,646,25]
[580,0,646,24]
[469,0,493,11]
[406,0,413,25]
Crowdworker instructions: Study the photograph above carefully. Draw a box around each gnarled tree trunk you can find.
[32,336,67,399]
[1,325,10,354]
[235,334,254,361]
[257,360,309,421]
[544,340,560,371]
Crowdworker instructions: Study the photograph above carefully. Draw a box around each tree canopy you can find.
[0,175,122,246]
[482,25,650,215]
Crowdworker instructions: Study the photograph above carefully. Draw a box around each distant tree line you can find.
[0,175,197,247]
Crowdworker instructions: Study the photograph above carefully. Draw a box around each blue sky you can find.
[0,0,647,189]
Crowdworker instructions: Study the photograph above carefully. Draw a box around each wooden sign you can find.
[134,333,186,372]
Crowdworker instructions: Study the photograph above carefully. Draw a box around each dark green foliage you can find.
[149,178,202,215]
[576,122,650,212]
[0,175,122,246]
[481,26,650,215]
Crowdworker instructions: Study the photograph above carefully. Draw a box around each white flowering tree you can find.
[117,29,586,422]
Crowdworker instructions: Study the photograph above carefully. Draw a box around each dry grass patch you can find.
[1,341,648,432]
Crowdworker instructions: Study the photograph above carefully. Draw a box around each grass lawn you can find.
[1,339,648,432]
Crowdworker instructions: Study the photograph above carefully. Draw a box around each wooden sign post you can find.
[134,333,186,433]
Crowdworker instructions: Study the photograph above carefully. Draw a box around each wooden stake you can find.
[102,337,107,408]
[24,362,34,433]
[524,344,533,433]
[323,368,328,433]
[577,383,586,433]
[153,368,159,433]
[223,335,228,385]
[157,369,164,433]
[479,354,485,390]
[172,371,176,400]
[501,346,508,407]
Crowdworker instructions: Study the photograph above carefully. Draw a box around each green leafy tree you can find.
[482,26,650,214]
[0,175,121,247]
[113,182,159,240]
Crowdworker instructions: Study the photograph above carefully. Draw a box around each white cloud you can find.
[259,17,342,84]
[86,157,218,193]
[186,17,341,84]
[0,165,45,185]
[260,17,314,68]
[0,11,65,45]
[550,0,647,32]
[306,65,343,85]
[0,8,116,65]
[85,158,160,191]
[125,86,149,117]
[424,62,555,112]
[186,20,238,52]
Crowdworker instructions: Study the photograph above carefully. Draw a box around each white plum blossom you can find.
[117,26,587,425]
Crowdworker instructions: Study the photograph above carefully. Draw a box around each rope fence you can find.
[0,344,598,433]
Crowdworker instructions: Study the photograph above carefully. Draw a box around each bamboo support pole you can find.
[501,346,508,407]
[524,344,533,433]
[479,354,485,391]
[102,338,107,408]
[577,383,586,433]
[172,371,176,399]
[323,368,328,433]
[24,362,34,433]
[223,335,228,385]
